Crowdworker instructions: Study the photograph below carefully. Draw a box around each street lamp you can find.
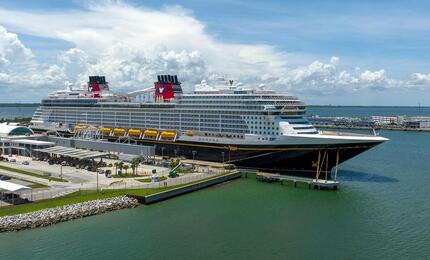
[96,166,99,192]
[192,151,197,162]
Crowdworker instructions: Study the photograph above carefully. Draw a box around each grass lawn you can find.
[136,176,167,183]
[0,188,172,217]
[0,172,49,189]
[0,164,67,182]
[137,178,151,183]
[12,177,49,189]
[176,168,194,174]
[112,173,149,179]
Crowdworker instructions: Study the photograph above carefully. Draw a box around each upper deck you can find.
[41,75,307,116]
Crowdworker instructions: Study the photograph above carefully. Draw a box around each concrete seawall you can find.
[140,171,242,204]
[0,196,139,232]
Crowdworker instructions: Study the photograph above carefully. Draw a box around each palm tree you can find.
[114,162,119,175]
[123,164,129,175]
[117,161,124,175]
[130,159,139,176]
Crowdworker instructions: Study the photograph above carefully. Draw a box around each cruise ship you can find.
[31,75,387,177]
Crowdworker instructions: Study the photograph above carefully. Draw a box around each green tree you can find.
[117,161,124,175]
[131,159,140,176]
[169,158,180,169]
[123,164,129,175]
[114,162,119,175]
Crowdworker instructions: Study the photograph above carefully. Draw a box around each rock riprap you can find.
[0,196,140,232]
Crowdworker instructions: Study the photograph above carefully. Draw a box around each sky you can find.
[0,0,429,105]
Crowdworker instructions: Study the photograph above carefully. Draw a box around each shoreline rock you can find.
[0,196,140,232]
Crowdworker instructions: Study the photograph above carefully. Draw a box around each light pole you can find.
[153,145,157,164]
[96,167,99,192]
[192,151,196,162]
[60,165,63,180]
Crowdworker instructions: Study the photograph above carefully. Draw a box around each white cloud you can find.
[0,26,33,67]
[330,56,339,65]
[407,73,430,87]
[0,2,428,103]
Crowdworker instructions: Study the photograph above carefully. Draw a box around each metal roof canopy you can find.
[10,139,55,146]
[34,146,109,160]
[0,180,31,192]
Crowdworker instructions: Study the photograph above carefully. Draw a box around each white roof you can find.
[0,180,31,192]
[0,123,33,137]
[10,139,55,146]
[34,146,109,160]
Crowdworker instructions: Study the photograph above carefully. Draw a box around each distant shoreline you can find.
[0,103,39,107]
[308,105,430,108]
[316,125,430,132]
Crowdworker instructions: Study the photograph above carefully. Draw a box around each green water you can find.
[0,130,429,259]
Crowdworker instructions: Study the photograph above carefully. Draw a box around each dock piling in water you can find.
[256,172,339,191]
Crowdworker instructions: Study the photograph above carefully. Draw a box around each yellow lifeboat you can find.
[185,130,193,136]
[144,130,158,138]
[74,124,83,131]
[113,128,126,136]
[128,129,141,137]
[160,131,176,139]
[101,127,111,135]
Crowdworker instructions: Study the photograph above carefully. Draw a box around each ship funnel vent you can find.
[155,74,183,94]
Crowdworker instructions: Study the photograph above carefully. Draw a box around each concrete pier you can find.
[256,172,339,190]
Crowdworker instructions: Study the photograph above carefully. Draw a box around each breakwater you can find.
[0,196,139,232]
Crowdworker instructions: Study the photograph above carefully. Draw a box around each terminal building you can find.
[0,123,54,156]
[0,123,33,137]
[403,117,430,129]
[0,122,154,160]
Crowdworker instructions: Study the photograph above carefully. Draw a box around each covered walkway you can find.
[34,146,110,160]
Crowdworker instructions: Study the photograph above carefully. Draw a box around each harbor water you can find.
[0,105,37,120]
[0,106,429,259]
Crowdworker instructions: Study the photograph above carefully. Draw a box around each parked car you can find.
[21,161,29,165]
[61,161,67,166]
[0,175,11,180]
[223,164,236,170]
